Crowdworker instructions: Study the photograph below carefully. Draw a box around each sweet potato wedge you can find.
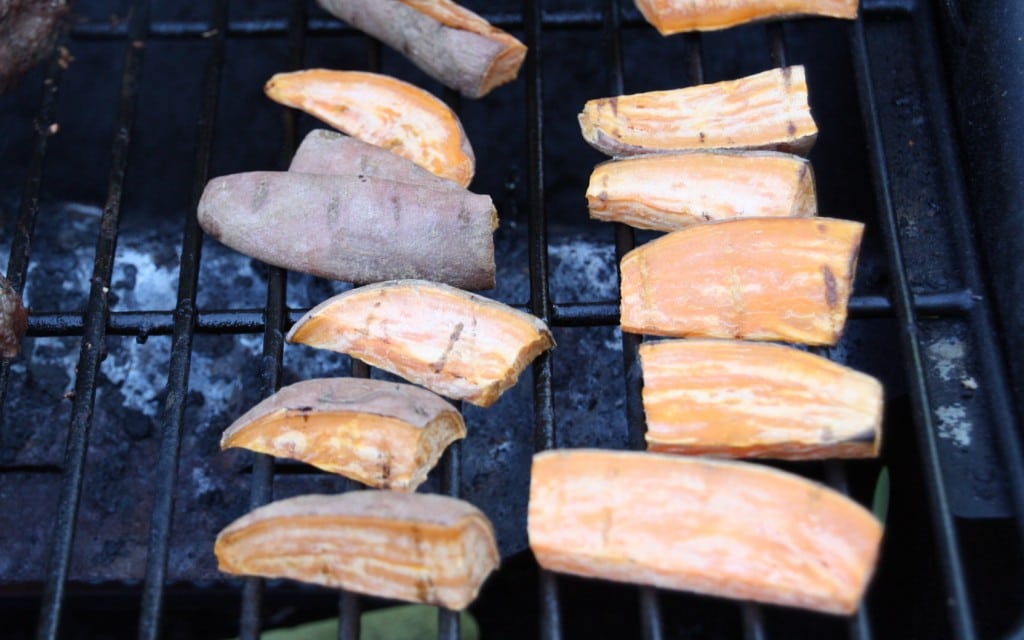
[197,171,497,290]
[265,70,475,187]
[579,66,817,156]
[620,217,864,345]
[286,280,554,407]
[640,340,883,458]
[635,0,859,35]
[215,492,499,610]
[587,151,816,231]
[528,449,882,614]
[221,378,465,490]
[317,0,526,98]
[290,129,458,190]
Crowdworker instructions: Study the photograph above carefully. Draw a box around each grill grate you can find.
[1,1,1022,639]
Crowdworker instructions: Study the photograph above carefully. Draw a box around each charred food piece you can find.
[317,0,526,98]
[287,280,554,408]
[620,217,864,345]
[587,151,816,231]
[635,0,858,35]
[0,0,68,94]
[265,69,475,187]
[290,129,458,190]
[197,171,497,290]
[641,340,883,459]
[528,449,882,615]
[215,492,499,610]
[221,378,466,491]
[0,274,28,359]
[579,66,817,156]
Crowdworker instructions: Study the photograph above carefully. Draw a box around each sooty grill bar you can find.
[1,1,1022,639]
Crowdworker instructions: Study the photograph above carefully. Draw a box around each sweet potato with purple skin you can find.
[0,274,28,359]
[215,492,499,610]
[634,0,858,35]
[221,378,466,491]
[289,129,458,190]
[317,0,526,98]
[197,171,497,290]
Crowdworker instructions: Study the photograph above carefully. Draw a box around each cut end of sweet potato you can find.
[286,280,554,407]
[528,449,883,615]
[220,378,466,491]
[215,492,499,610]
[586,151,817,231]
[620,217,864,345]
[579,66,817,156]
[265,69,475,187]
[635,0,859,34]
[640,340,883,459]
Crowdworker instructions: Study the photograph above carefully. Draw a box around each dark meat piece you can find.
[0,274,28,359]
[0,0,68,94]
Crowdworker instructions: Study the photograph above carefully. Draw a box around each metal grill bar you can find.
[135,3,227,638]
[34,3,151,638]
[849,16,976,640]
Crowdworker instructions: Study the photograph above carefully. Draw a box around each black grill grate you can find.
[1,1,1022,639]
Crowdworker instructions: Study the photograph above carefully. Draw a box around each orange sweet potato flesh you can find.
[528,449,882,614]
[587,151,816,231]
[579,66,817,157]
[317,0,526,98]
[641,340,883,459]
[215,492,499,610]
[635,0,859,35]
[286,280,555,408]
[265,69,475,187]
[221,378,466,491]
[620,217,864,345]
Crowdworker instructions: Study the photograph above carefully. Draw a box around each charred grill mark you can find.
[432,321,464,374]
[609,96,619,116]
[823,265,839,309]
[787,121,797,136]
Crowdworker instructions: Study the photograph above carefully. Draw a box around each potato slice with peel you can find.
[265,69,475,187]
[620,217,864,345]
[641,340,883,459]
[528,449,883,615]
[587,151,816,231]
[635,0,858,35]
[221,378,465,491]
[287,280,554,408]
[215,492,499,610]
[579,66,817,156]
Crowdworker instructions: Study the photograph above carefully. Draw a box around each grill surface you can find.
[1,1,1022,639]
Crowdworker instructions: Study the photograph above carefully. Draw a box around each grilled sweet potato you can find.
[620,217,864,345]
[317,0,526,98]
[640,340,883,458]
[587,151,816,231]
[290,129,457,190]
[579,66,816,156]
[265,70,475,187]
[286,280,554,407]
[528,449,882,615]
[197,171,497,290]
[0,273,28,359]
[635,0,859,35]
[215,492,499,610]
[221,378,465,491]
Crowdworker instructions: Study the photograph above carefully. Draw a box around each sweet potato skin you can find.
[317,0,526,98]
[290,129,459,190]
[0,274,28,359]
[197,171,497,290]
[286,280,554,407]
[635,0,859,35]
[620,217,864,345]
[215,492,499,610]
[641,340,883,459]
[265,69,475,187]
[221,378,466,491]
[579,66,817,156]
[528,449,883,615]
[587,151,816,231]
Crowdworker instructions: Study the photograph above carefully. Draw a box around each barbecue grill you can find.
[1,1,1022,638]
